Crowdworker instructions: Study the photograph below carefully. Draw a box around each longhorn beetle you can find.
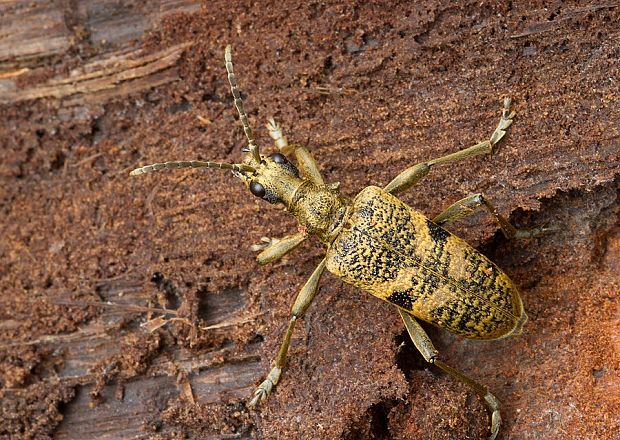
[130,45,552,440]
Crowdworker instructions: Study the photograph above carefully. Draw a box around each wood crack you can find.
[0,42,192,104]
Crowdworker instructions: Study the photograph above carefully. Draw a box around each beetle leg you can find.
[433,193,556,239]
[384,97,514,195]
[398,309,501,440]
[249,258,327,408]
[267,117,325,186]
[266,117,290,152]
[251,232,307,265]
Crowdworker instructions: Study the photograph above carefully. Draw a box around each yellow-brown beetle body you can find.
[326,186,527,340]
[130,46,552,440]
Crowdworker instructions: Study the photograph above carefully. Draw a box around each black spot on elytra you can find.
[426,218,450,244]
[387,289,418,310]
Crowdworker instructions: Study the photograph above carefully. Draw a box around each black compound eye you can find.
[270,152,288,164]
[250,181,266,198]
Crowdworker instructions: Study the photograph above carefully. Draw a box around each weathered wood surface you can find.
[1,1,260,438]
[1,1,618,439]
[1,277,258,438]
[0,0,199,104]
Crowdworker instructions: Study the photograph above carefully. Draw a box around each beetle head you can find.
[232,151,301,206]
[129,46,306,210]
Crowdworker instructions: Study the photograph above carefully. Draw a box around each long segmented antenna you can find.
[130,160,255,176]
[225,45,261,163]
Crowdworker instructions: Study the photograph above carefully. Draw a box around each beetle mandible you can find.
[130,45,553,440]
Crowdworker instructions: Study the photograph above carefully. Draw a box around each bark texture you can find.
[1,1,618,439]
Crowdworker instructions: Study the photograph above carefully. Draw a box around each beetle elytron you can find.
[130,45,552,440]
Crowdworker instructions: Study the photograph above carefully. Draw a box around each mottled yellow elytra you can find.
[326,186,527,341]
[130,46,552,440]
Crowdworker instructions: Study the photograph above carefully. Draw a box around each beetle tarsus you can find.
[267,117,291,154]
[250,236,278,252]
[489,96,515,147]
[249,366,281,408]
[484,391,502,440]
[248,384,268,408]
